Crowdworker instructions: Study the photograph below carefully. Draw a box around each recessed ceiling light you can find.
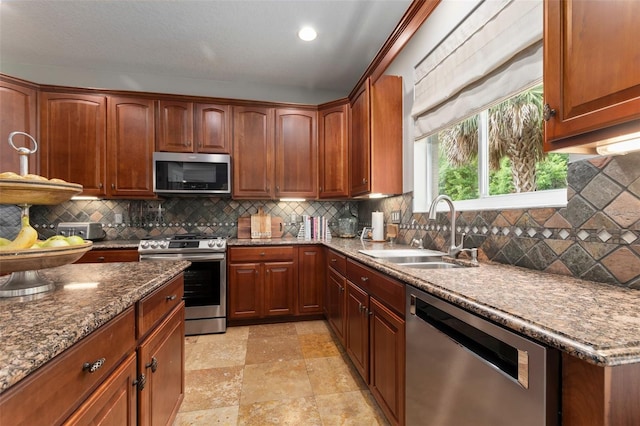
[298,26,317,42]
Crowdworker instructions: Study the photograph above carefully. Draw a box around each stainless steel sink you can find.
[395,262,463,269]
[384,256,444,264]
[359,249,447,258]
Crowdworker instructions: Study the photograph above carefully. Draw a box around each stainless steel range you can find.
[138,234,227,335]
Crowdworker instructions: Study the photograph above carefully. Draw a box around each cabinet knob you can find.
[82,357,106,373]
[276,186,280,192]
[97,256,105,262]
[166,294,177,301]
[362,178,367,184]
[99,182,103,189]
[145,356,158,373]
[319,186,323,192]
[360,276,369,282]
[543,104,557,121]
[330,258,337,263]
[111,183,115,189]
[260,252,265,256]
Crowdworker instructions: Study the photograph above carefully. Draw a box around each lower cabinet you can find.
[326,255,406,426]
[0,274,185,426]
[297,245,325,315]
[75,248,139,263]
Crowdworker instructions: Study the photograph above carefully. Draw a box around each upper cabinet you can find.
[40,92,107,197]
[233,105,318,199]
[275,108,317,199]
[0,78,38,175]
[349,76,402,197]
[107,96,156,198]
[544,0,640,152]
[318,101,349,199]
[157,100,230,153]
[233,106,274,199]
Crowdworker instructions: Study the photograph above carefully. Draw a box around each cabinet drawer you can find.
[137,274,184,339]
[327,249,346,276]
[0,307,135,426]
[229,246,294,262]
[346,259,405,316]
[75,249,139,264]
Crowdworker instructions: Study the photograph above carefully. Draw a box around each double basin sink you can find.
[359,249,465,269]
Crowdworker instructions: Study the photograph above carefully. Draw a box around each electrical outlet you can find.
[391,210,401,224]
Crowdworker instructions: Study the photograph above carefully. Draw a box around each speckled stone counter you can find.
[321,238,640,367]
[90,240,140,249]
[0,260,190,393]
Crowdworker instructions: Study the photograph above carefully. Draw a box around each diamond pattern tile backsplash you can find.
[0,199,356,242]
[360,152,640,288]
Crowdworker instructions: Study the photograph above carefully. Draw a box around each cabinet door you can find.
[263,261,296,317]
[350,81,371,196]
[75,249,139,264]
[369,297,405,426]
[228,263,262,319]
[107,97,155,197]
[274,108,317,198]
[232,106,274,199]
[194,103,230,153]
[0,79,38,174]
[318,102,349,198]
[326,267,346,345]
[63,353,137,426]
[345,281,369,380]
[40,92,107,196]
[544,0,640,151]
[157,100,194,152]
[137,303,185,426]
[297,246,325,314]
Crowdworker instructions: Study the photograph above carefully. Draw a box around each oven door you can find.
[182,257,226,318]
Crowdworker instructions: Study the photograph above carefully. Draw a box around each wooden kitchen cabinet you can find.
[75,248,139,264]
[543,0,640,152]
[40,92,107,197]
[157,100,230,153]
[0,77,38,174]
[232,106,275,199]
[349,76,402,197]
[318,100,349,199]
[228,246,296,321]
[107,96,155,198]
[325,249,347,345]
[63,353,138,426]
[233,106,318,199]
[297,245,325,315]
[344,258,406,426]
[274,108,318,198]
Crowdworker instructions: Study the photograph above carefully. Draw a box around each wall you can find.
[0,199,356,242]
[360,152,640,288]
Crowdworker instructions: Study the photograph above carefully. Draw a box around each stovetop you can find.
[138,233,227,254]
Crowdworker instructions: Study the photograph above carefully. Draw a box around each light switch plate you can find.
[391,210,401,224]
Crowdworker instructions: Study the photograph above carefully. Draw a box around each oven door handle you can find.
[140,253,225,262]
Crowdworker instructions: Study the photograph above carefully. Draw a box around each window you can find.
[416,85,568,212]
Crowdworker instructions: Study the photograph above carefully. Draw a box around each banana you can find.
[0,237,11,246]
[0,215,38,251]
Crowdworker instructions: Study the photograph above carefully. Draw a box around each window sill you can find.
[431,188,567,212]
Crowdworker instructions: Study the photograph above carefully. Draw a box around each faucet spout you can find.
[428,194,463,257]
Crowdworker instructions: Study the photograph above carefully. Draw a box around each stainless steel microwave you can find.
[153,152,231,195]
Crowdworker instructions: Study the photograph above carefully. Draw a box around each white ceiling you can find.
[0,0,412,104]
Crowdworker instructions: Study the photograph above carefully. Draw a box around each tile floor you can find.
[174,320,390,426]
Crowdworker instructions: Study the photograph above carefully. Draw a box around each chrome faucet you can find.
[410,237,424,249]
[428,194,463,257]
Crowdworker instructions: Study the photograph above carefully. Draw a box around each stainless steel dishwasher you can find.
[406,287,559,426]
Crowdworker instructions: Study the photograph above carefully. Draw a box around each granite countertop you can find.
[322,238,640,367]
[0,260,190,393]
[91,240,140,249]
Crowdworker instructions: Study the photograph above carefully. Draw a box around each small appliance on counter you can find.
[337,205,357,238]
[57,222,106,241]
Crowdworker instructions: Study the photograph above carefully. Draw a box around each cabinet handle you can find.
[367,308,373,316]
[111,183,115,189]
[360,276,369,282]
[276,186,280,192]
[330,258,337,263]
[543,104,556,121]
[260,252,266,256]
[362,178,367,184]
[82,357,106,373]
[358,303,364,313]
[99,182,103,189]
[319,186,323,192]
[166,294,177,301]
[146,356,158,373]
[133,373,146,391]
[96,256,105,262]
[339,285,344,292]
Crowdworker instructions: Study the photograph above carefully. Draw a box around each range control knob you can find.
[215,239,225,248]
[159,241,169,249]
[140,241,149,249]
[207,239,216,248]
[149,241,158,249]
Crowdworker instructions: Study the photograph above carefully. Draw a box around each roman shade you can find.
[412,0,543,140]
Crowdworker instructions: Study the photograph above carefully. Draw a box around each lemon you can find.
[65,235,85,246]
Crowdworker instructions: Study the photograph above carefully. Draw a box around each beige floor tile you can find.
[185,335,200,344]
[245,334,303,365]
[173,405,239,426]
[181,366,243,412]
[237,397,322,426]
[197,326,250,343]
[240,359,313,405]
[315,390,390,426]
[306,356,367,395]
[299,333,341,358]
[186,339,247,370]
[248,322,298,338]
[294,320,331,335]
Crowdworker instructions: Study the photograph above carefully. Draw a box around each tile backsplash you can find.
[361,152,640,288]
